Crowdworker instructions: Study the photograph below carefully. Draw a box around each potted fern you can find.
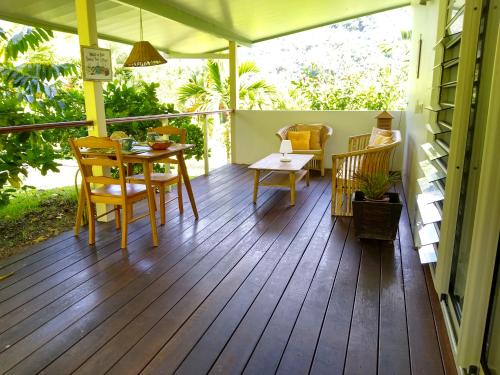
[352,172,402,240]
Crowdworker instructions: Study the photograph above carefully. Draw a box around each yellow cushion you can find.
[309,129,321,149]
[288,131,310,150]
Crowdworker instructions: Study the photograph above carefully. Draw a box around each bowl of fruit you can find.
[149,140,172,150]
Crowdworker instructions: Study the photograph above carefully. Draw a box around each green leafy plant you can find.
[0,25,77,205]
[289,64,407,111]
[354,171,401,200]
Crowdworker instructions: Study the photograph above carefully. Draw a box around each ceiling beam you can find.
[167,52,229,59]
[0,11,231,59]
[113,0,252,47]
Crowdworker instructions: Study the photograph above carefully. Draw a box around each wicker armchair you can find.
[331,130,401,216]
[276,123,333,176]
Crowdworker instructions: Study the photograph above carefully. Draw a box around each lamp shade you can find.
[280,140,293,154]
[123,41,167,67]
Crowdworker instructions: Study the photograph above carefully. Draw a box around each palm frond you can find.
[206,60,223,94]
[243,80,276,94]
[177,83,209,107]
[238,61,259,76]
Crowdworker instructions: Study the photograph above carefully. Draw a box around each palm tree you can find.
[178,59,277,159]
[178,60,277,111]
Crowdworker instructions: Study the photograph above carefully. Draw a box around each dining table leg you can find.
[143,161,159,247]
[177,151,199,220]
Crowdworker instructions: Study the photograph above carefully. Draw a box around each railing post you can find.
[203,114,209,176]
[161,118,172,192]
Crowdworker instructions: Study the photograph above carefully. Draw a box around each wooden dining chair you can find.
[126,125,186,225]
[70,136,153,249]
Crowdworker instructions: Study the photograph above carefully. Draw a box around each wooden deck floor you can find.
[0,164,454,375]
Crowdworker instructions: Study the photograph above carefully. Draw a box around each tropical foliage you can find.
[289,63,407,110]
[0,26,204,206]
[0,26,77,205]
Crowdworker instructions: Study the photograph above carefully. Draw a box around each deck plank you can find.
[175,183,332,375]
[125,179,329,374]
[0,169,455,375]
[104,178,325,373]
[0,163,243,273]
[41,187,287,375]
[0,164,247,295]
[276,217,351,375]
[0,168,255,339]
[343,239,381,375]
[310,222,362,375]
[378,238,411,375]
[398,184,445,375]
[0,173,274,373]
[0,167,253,321]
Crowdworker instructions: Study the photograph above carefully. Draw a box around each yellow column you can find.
[75,0,110,221]
[229,41,239,163]
[75,0,107,137]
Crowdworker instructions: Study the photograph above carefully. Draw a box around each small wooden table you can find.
[248,153,314,206]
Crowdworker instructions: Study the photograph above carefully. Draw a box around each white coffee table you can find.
[248,153,314,206]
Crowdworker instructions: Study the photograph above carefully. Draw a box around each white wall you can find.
[400,1,440,222]
[233,110,405,170]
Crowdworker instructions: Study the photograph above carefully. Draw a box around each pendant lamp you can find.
[124,8,167,67]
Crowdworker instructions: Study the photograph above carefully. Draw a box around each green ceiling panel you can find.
[0,0,410,55]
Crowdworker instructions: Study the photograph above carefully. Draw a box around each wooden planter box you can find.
[352,191,402,240]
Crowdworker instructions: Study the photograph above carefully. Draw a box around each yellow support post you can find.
[229,41,239,163]
[75,0,110,221]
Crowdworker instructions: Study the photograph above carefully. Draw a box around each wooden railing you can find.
[0,109,234,175]
[0,120,93,135]
[105,109,232,125]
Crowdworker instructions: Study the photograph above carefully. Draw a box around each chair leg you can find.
[121,204,128,249]
[334,189,344,216]
[321,159,325,177]
[74,186,85,236]
[114,205,121,230]
[159,185,166,225]
[177,178,184,214]
[127,204,133,221]
[88,202,96,246]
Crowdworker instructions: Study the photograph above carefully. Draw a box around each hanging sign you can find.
[81,46,113,81]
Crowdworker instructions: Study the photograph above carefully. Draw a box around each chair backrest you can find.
[359,141,399,175]
[149,125,186,144]
[70,136,127,197]
[276,123,332,148]
[333,130,401,179]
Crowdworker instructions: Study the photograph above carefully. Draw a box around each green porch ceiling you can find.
[0,0,410,55]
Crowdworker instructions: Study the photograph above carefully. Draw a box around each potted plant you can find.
[352,172,402,241]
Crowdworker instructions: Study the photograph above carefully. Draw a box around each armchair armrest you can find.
[320,126,333,148]
[275,126,289,142]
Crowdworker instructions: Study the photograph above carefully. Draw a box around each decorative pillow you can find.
[288,131,310,150]
[367,134,393,148]
[309,129,321,149]
[368,127,393,147]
